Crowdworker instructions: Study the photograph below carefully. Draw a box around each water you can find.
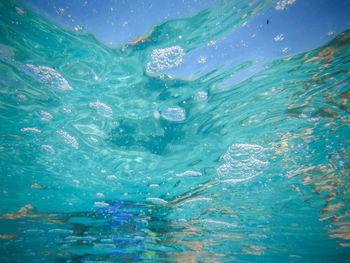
[0,0,350,262]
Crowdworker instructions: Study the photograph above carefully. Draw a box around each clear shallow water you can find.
[0,0,350,262]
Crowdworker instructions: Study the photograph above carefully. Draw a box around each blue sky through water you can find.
[18,0,350,81]
[19,0,350,50]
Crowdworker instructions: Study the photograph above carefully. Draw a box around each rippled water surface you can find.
[0,0,350,262]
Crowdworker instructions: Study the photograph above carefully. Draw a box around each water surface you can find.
[0,0,350,262]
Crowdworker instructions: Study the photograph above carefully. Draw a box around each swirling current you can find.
[0,0,350,262]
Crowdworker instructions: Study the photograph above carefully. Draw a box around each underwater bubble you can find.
[65,235,97,241]
[221,175,255,184]
[40,110,53,122]
[207,40,216,46]
[24,229,44,234]
[197,56,207,64]
[196,91,208,101]
[21,64,72,90]
[199,219,238,228]
[16,94,26,102]
[153,111,161,119]
[146,197,168,205]
[94,201,109,208]
[41,145,55,154]
[72,179,80,184]
[89,101,113,115]
[48,229,73,234]
[88,136,99,143]
[74,24,83,32]
[274,34,284,42]
[56,130,79,149]
[161,107,186,122]
[180,197,213,206]
[176,170,202,177]
[96,192,105,198]
[20,127,41,133]
[275,0,296,11]
[282,47,289,54]
[146,46,185,74]
[217,144,269,180]
[61,107,72,114]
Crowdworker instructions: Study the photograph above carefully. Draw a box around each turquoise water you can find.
[1,0,350,262]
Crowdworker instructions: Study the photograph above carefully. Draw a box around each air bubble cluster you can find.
[146,46,185,74]
[217,144,268,181]
[21,64,72,90]
[89,101,113,115]
[161,107,186,122]
[275,0,296,11]
[56,130,79,149]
